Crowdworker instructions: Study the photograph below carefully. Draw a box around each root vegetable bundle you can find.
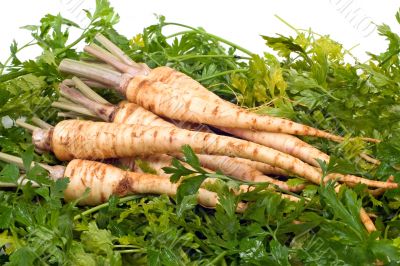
[12,35,389,234]
[3,33,396,235]
[57,81,393,191]
[10,33,386,233]
[2,2,400,264]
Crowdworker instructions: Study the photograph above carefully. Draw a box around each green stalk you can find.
[55,26,89,57]
[59,59,122,89]
[74,195,141,221]
[209,251,228,265]
[54,13,100,57]
[0,151,52,182]
[31,116,53,129]
[168,54,244,70]
[58,97,76,105]
[116,249,145,254]
[15,119,40,132]
[59,83,115,121]
[164,22,254,56]
[378,48,400,66]
[0,70,30,83]
[95,33,138,67]
[113,245,142,249]
[57,112,81,119]
[197,68,248,82]
[0,28,87,83]
[169,54,251,61]
[72,76,110,104]
[165,30,193,39]
[64,78,110,89]
[1,18,94,83]
[51,102,97,118]
[274,15,300,34]
[0,40,37,75]
[84,44,134,75]
[0,151,25,169]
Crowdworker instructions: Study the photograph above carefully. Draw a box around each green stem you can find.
[0,33,85,84]
[0,70,31,83]
[378,48,400,66]
[95,33,138,67]
[0,152,25,169]
[274,15,299,34]
[73,195,141,221]
[51,101,97,118]
[221,258,228,266]
[55,34,86,56]
[169,54,251,61]
[145,53,163,67]
[0,152,51,179]
[164,22,254,56]
[114,245,141,249]
[58,97,76,105]
[72,76,109,104]
[116,249,145,254]
[59,59,122,89]
[0,41,37,75]
[197,68,248,82]
[31,116,53,129]
[57,112,81,119]
[1,19,92,82]
[15,119,40,132]
[209,251,228,265]
[166,30,193,39]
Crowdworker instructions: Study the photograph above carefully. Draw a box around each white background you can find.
[0,0,399,63]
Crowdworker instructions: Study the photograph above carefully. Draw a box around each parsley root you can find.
[58,83,395,190]
[59,61,345,141]
[221,127,330,167]
[64,159,244,210]
[132,154,301,202]
[60,83,303,192]
[59,34,378,145]
[0,151,246,211]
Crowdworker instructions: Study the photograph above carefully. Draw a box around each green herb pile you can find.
[0,1,400,265]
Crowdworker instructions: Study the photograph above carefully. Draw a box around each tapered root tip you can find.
[359,208,376,233]
[362,137,381,143]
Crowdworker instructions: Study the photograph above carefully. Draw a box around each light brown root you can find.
[129,154,301,202]
[233,158,289,176]
[221,127,330,167]
[326,173,398,189]
[360,153,381,165]
[360,208,377,233]
[369,176,395,197]
[187,153,305,192]
[360,137,381,143]
[333,183,376,232]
